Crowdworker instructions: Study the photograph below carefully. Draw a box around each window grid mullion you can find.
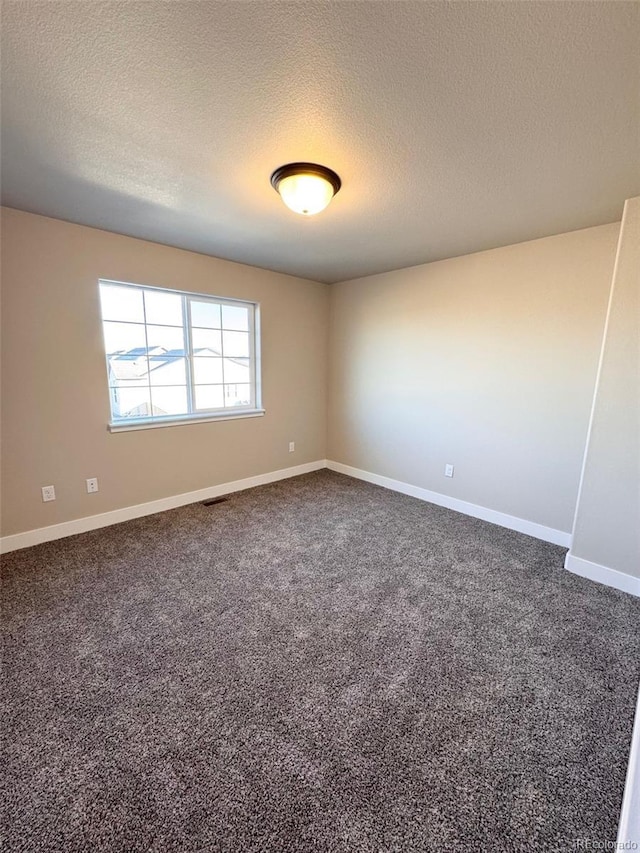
[249,305,256,409]
[184,295,195,415]
[220,312,226,406]
[141,289,152,416]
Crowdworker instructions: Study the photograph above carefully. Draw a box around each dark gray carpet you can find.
[2,470,640,852]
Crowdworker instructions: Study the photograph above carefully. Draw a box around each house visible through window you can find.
[98,280,261,428]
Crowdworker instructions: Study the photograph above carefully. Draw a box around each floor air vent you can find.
[202,497,229,507]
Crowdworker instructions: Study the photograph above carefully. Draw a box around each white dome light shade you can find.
[271,163,341,216]
[277,173,334,215]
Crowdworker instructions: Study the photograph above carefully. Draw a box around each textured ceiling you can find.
[1,1,639,284]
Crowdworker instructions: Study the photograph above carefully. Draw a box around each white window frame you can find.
[99,279,263,432]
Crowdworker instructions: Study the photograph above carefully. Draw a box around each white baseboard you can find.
[6,459,637,605]
[0,460,327,554]
[618,683,640,846]
[326,460,571,547]
[564,553,640,598]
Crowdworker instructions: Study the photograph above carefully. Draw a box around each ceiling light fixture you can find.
[270,162,341,216]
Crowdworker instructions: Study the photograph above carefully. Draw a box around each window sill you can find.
[108,408,265,433]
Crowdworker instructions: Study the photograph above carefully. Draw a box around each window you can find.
[98,280,262,430]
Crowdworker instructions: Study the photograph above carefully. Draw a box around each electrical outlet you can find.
[41,485,56,502]
[444,464,454,478]
[86,477,99,494]
[288,441,295,453]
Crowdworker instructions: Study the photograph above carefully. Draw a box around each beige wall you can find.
[328,224,619,534]
[0,208,329,537]
[0,208,626,546]
[569,197,640,579]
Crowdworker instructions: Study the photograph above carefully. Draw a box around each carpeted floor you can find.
[2,470,639,852]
